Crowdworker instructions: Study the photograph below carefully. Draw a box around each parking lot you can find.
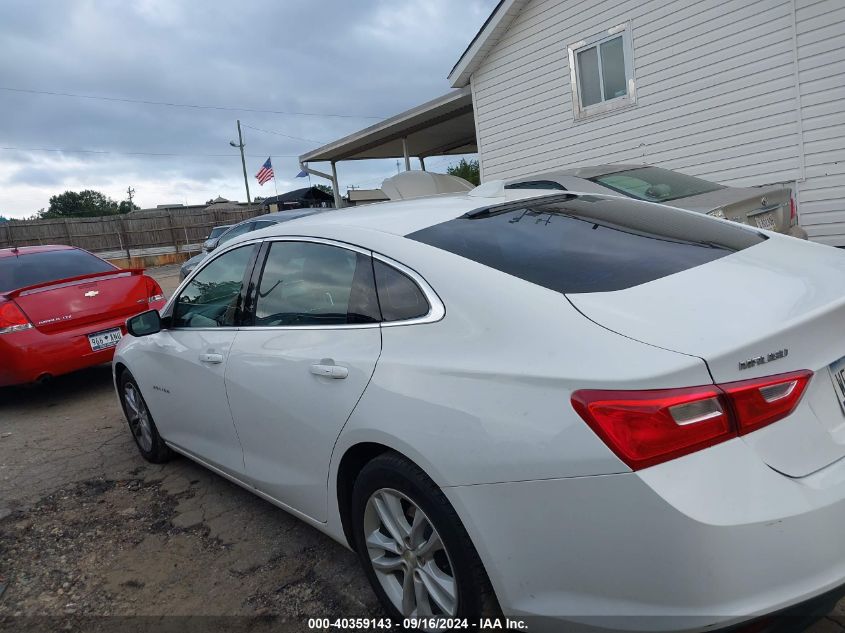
[0,265,381,632]
[1,264,844,633]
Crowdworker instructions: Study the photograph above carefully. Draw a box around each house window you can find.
[568,23,636,120]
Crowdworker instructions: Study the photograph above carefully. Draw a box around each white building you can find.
[449,0,845,245]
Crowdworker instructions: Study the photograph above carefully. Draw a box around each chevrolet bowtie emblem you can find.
[84,290,99,297]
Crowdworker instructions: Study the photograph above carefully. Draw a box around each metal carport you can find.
[298,87,476,208]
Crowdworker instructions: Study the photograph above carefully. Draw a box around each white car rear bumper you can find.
[445,438,845,632]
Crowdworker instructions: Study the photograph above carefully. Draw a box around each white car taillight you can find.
[571,370,813,470]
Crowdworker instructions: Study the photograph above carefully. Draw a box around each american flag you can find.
[255,157,274,185]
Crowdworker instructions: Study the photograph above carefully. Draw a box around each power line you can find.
[0,146,301,158]
[241,123,324,146]
[0,86,384,120]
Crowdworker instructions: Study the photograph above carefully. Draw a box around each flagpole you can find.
[272,156,278,197]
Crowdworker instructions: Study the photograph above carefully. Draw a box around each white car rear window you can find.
[408,195,764,294]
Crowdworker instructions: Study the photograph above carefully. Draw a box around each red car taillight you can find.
[789,196,798,226]
[0,299,33,335]
[145,277,165,303]
[572,370,813,470]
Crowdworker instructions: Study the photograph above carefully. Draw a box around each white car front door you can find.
[224,239,383,521]
[143,243,259,477]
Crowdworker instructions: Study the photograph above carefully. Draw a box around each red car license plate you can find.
[88,328,122,351]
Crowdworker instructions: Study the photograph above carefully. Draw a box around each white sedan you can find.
[114,186,845,631]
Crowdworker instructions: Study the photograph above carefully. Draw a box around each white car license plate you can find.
[829,355,845,416]
[754,212,776,230]
[88,327,122,351]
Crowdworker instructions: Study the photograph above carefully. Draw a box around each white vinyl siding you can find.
[794,0,845,246]
[469,0,845,245]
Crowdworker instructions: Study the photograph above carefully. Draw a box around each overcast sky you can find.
[0,0,495,218]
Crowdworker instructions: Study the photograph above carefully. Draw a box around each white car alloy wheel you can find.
[364,488,457,617]
[118,371,171,464]
[123,382,153,453]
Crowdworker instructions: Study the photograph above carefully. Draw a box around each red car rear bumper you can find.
[0,301,165,387]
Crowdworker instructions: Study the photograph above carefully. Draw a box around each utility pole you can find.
[231,120,251,203]
[121,186,134,263]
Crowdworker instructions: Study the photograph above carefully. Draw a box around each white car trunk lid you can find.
[569,237,845,477]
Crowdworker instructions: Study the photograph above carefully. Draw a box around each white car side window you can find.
[172,245,256,328]
[252,241,380,327]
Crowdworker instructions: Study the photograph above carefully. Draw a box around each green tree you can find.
[446,158,480,186]
[117,200,139,214]
[0,215,8,223]
[315,183,333,197]
[40,190,138,219]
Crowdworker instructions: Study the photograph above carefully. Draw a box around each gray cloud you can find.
[0,0,494,216]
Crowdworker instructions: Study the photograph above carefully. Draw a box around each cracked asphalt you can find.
[0,264,844,633]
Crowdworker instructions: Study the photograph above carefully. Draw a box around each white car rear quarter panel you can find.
[445,445,845,630]
[331,232,713,487]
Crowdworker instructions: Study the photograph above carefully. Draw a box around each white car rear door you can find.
[224,239,382,521]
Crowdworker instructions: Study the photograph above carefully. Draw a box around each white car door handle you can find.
[199,353,224,364]
[310,364,348,379]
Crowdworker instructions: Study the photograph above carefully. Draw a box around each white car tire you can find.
[118,370,172,464]
[351,452,498,625]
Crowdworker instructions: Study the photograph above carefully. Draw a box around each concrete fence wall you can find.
[0,207,263,267]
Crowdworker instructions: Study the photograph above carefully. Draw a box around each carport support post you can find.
[330,162,343,209]
[402,137,411,171]
[419,156,426,171]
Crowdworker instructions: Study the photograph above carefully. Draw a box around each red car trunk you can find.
[8,269,153,333]
[0,246,166,387]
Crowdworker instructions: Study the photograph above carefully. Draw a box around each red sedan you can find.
[0,245,166,387]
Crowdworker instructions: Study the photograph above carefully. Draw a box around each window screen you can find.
[373,260,430,322]
[600,36,627,100]
[576,46,602,107]
[254,241,379,326]
[569,25,636,119]
[576,35,629,108]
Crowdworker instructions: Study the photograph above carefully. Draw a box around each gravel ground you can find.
[0,264,844,633]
